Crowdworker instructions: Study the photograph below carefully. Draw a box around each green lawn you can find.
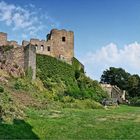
[0,105,140,139]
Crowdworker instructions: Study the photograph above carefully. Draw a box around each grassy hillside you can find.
[36,54,108,102]
[0,55,139,139]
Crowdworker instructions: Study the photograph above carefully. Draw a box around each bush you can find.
[130,97,140,106]
[76,74,109,102]
[14,78,29,91]
[63,99,103,109]
[72,57,84,73]
[0,86,4,93]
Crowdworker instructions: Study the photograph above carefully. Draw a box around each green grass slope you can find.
[36,54,108,102]
[0,56,139,139]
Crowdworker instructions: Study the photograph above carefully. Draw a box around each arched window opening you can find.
[35,44,38,50]
[62,37,66,42]
[41,45,44,51]
[47,46,51,51]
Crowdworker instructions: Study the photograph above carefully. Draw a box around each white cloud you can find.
[0,1,59,37]
[82,42,140,80]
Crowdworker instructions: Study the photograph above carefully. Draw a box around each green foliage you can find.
[0,91,24,122]
[14,78,30,91]
[0,85,4,93]
[101,67,140,98]
[0,45,14,52]
[36,54,108,102]
[62,98,104,109]
[127,75,140,98]
[72,57,84,73]
[36,54,80,97]
[25,67,33,80]
[76,74,109,102]
[101,67,130,90]
[130,97,140,106]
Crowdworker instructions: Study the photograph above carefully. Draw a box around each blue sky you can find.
[1,0,140,80]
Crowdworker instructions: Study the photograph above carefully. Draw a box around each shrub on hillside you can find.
[63,99,103,109]
[0,91,25,122]
[72,57,84,73]
[14,78,30,91]
[130,97,140,106]
[0,85,4,93]
[76,74,109,102]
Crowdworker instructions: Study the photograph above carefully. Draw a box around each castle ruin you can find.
[0,29,75,79]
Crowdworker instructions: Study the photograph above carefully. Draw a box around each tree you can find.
[127,75,140,97]
[100,67,140,98]
[100,67,130,90]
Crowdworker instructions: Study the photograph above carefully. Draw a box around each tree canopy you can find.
[100,67,140,98]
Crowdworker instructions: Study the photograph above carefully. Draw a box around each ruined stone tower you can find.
[22,29,74,64]
[47,29,74,63]
[0,32,7,46]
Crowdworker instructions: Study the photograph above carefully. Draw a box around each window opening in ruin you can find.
[41,45,44,51]
[48,46,51,51]
[35,44,38,50]
[62,37,66,42]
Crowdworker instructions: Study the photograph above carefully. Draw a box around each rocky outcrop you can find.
[0,46,25,78]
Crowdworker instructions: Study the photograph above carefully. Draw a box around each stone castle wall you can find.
[0,29,75,79]
[101,84,126,103]
[24,45,36,80]
[22,29,74,64]
[0,29,74,64]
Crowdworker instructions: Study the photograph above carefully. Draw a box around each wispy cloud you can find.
[82,42,140,80]
[0,1,60,38]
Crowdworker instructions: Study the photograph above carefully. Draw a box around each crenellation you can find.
[8,41,21,48]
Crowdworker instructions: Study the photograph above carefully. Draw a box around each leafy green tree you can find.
[127,75,140,97]
[101,67,140,98]
[101,67,130,90]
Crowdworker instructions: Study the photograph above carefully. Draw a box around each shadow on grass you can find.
[0,119,39,139]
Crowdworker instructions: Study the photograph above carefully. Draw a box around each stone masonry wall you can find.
[0,47,25,77]
[0,29,74,64]
[50,29,74,64]
[0,32,7,46]
[0,29,75,79]
[24,45,36,80]
[22,29,74,64]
